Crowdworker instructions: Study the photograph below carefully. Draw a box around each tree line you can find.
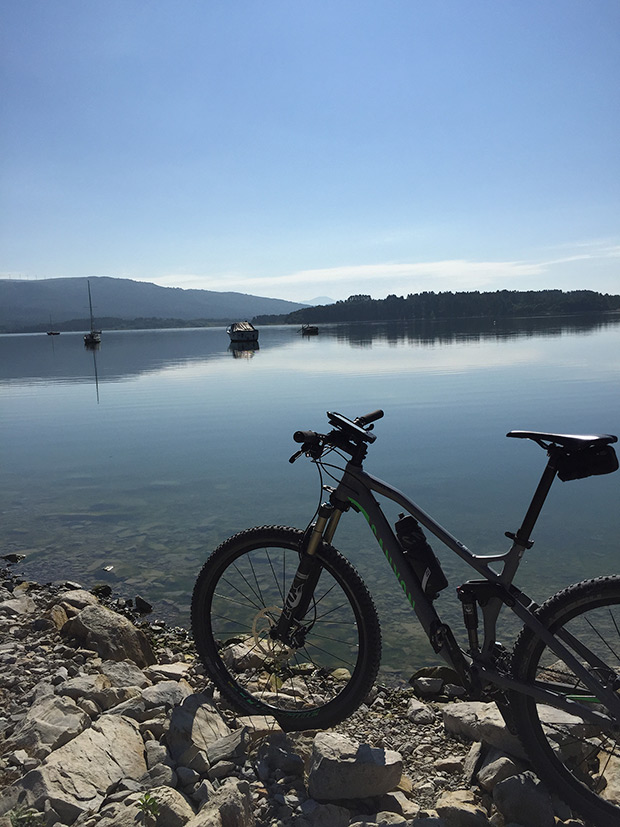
[254,289,620,325]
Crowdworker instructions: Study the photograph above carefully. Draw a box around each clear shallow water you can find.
[2,316,620,677]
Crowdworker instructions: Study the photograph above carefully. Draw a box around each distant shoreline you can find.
[2,308,620,336]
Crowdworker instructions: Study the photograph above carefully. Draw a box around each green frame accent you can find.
[348,497,415,608]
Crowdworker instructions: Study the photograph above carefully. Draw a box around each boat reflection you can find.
[229,341,259,359]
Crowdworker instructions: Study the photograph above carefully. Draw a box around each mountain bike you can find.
[191,409,620,825]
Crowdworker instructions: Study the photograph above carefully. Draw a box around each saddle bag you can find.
[556,444,619,482]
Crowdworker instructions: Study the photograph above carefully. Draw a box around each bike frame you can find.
[296,453,620,725]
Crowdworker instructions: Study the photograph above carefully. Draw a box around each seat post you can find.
[512,456,558,547]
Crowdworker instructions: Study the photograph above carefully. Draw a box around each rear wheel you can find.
[191,525,381,730]
[511,576,620,827]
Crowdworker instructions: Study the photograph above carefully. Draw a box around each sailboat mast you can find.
[87,280,94,329]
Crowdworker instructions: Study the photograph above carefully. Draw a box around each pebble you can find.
[0,562,589,827]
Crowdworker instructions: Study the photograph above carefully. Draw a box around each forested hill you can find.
[0,276,306,333]
[254,289,620,325]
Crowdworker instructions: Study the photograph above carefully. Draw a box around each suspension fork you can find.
[272,503,342,644]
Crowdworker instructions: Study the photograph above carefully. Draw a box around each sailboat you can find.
[47,314,60,335]
[83,280,102,347]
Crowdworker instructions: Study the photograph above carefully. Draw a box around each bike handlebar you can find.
[293,430,316,444]
[290,410,384,463]
[355,409,384,426]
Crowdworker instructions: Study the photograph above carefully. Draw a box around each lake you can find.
[2,315,619,679]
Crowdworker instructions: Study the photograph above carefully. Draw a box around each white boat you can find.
[227,321,259,343]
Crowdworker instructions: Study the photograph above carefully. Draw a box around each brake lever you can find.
[289,450,303,464]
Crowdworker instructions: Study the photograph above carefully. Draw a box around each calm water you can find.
[2,316,620,678]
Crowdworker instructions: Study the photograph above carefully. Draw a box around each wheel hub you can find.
[252,606,294,665]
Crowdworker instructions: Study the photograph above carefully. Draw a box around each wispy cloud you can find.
[151,259,543,296]
[146,239,620,301]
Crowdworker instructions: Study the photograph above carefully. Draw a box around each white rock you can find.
[166,692,231,761]
[442,702,525,759]
[307,731,402,801]
[9,695,91,758]
[185,778,254,826]
[63,604,156,667]
[406,697,435,724]
[0,715,147,824]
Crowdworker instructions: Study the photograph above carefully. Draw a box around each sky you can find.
[1,1,619,303]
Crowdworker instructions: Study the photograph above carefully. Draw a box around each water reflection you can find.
[0,328,230,383]
[2,314,618,385]
[229,341,259,359]
[89,346,100,403]
[321,314,620,348]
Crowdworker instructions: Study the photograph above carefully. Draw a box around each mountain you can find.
[301,296,335,306]
[0,277,307,332]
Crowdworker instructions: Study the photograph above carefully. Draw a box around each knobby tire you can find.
[511,575,620,827]
[191,525,381,731]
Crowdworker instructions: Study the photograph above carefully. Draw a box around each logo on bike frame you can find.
[348,497,415,609]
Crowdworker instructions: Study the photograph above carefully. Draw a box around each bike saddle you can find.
[507,430,617,448]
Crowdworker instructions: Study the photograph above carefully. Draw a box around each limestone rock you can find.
[145,662,192,682]
[435,788,492,826]
[442,702,525,759]
[0,715,147,824]
[307,731,402,801]
[406,697,436,724]
[97,785,195,827]
[298,800,351,827]
[165,692,231,762]
[62,603,156,667]
[414,677,444,697]
[476,756,519,792]
[59,589,100,611]
[378,790,421,819]
[49,603,70,630]
[185,778,254,827]
[99,658,153,688]
[220,639,264,672]
[9,694,91,758]
[141,678,193,709]
[492,771,555,827]
[206,728,250,766]
[56,673,112,705]
[0,595,36,616]
[235,715,282,743]
[600,753,620,804]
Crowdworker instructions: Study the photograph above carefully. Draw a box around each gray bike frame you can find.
[316,459,620,725]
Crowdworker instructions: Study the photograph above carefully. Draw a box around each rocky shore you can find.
[0,561,587,827]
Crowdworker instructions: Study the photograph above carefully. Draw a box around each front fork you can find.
[271,503,342,646]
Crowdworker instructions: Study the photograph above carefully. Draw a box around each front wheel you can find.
[511,576,620,827]
[191,525,381,730]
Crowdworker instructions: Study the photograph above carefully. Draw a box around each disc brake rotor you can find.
[252,606,294,665]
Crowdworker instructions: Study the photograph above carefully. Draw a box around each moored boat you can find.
[300,324,319,335]
[227,321,259,343]
[84,280,102,347]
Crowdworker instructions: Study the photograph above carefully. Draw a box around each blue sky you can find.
[2,0,618,302]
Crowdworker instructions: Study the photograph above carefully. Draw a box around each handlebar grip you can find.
[355,410,384,426]
[293,430,317,444]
